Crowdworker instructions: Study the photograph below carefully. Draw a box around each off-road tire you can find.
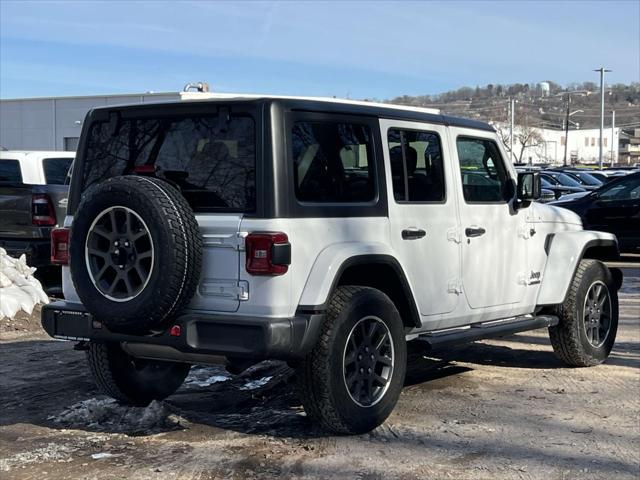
[86,342,190,406]
[70,176,202,334]
[296,286,407,434]
[549,259,618,367]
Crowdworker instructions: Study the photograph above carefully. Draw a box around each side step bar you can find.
[416,315,559,350]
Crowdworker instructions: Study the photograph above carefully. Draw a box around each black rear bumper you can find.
[41,301,324,361]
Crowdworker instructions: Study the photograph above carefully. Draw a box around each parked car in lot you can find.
[542,171,596,191]
[0,151,74,294]
[539,175,586,199]
[560,170,604,188]
[42,95,622,434]
[552,172,640,253]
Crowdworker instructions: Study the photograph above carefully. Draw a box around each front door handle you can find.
[465,227,486,238]
[402,228,426,240]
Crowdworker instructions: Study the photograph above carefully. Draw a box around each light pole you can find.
[561,94,585,166]
[594,67,612,170]
[611,110,616,166]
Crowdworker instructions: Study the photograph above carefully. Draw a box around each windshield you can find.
[572,172,602,186]
[552,172,583,187]
[541,174,560,186]
[82,112,256,212]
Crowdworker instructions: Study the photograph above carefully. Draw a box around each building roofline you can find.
[0,91,179,102]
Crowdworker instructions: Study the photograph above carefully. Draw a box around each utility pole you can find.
[563,94,571,167]
[610,110,616,167]
[509,97,515,162]
[594,67,612,170]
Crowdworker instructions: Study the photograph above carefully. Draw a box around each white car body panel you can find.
[380,119,461,318]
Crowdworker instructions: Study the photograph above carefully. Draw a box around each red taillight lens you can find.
[245,232,290,276]
[51,228,70,265]
[32,194,56,226]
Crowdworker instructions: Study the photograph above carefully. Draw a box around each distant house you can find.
[618,128,640,166]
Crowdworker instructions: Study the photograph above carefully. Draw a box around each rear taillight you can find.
[32,194,56,226]
[245,232,290,276]
[51,228,70,265]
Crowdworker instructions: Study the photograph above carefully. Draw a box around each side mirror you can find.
[517,171,541,203]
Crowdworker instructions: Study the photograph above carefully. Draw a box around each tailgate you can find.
[187,214,244,313]
[46,185,70,227]
[0,184,43,238]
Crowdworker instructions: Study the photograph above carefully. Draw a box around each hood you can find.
[527,203,583,226]
[550,191,590,204]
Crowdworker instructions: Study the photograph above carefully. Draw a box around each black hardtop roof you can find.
[87,96,495,133]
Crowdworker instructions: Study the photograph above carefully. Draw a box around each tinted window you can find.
[599,175,640,200]
[572,172,602,186]
[83,114,255,212]
[0,160,22,183]
[43,157,73,185]
[551,172,583,187]
[388,129,445,202]
[292,122,375,203]
[456,137,509,203]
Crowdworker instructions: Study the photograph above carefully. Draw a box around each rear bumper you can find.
[41,301,324,361]
[0,237,51,267]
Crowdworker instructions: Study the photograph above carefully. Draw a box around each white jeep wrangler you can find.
[43,95,622,434]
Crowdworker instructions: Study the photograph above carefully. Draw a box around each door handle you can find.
[465,227,486,238]
[402,228,426,240]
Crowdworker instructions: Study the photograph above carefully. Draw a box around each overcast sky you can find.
[1,0,638,99]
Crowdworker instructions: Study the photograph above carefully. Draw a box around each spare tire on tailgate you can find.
[70,175,202,334]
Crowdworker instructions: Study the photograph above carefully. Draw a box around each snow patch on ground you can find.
[240,376,273,390]
[183,365,232,388]
[0,443,76,471]
[50,397,187,434]
[0,248,49,320]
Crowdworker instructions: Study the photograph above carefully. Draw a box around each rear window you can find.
[43,157,73,185]
[0,160,22,183]
[82,114,256,212]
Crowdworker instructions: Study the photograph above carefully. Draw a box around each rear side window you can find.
[387,129,445,202]
[43,157,73,185]
[83,114,256,212]
[456,137,509,203]
[0,160,22,183]
[292,122,375,203]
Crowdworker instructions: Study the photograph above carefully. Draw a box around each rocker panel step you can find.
[417,315,559,349]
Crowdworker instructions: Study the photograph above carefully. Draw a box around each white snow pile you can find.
[183,365,232,388]
[50,397,188,434]
[0,248,49,320]
[240,376,273,390]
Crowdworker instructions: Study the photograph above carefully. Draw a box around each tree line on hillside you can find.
[379,82,640,131]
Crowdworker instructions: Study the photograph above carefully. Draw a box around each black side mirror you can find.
[517,171,541,203]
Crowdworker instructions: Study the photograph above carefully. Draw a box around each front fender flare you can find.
[536,231,618,306]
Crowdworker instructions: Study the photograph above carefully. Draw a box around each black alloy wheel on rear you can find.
[85,206,154,302]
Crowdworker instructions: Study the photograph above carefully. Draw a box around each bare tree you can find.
[516,126,544,163]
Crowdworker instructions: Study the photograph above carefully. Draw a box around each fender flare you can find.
[536,231,619,306]
[296,243,420,326]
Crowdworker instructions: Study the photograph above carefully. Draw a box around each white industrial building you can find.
[495,123,622,165]
[0,90,206,151]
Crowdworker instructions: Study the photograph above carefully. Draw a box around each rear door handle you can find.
[402,228,426,240]
[465,227,486,238]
